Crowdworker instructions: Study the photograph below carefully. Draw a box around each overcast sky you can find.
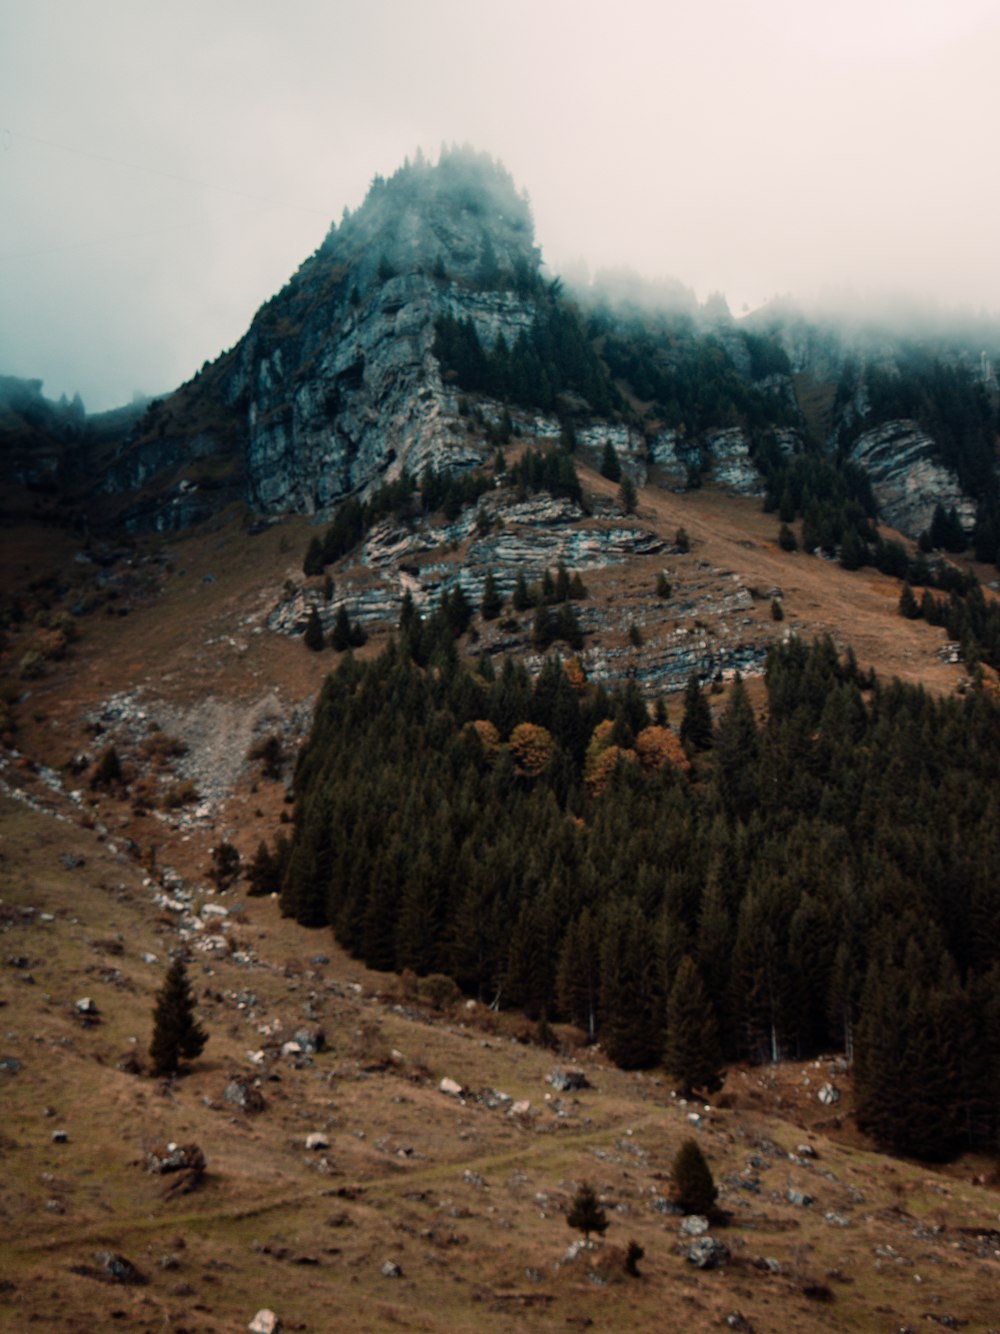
[3,0,999,411]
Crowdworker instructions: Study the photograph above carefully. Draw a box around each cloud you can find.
[2,0,998,409]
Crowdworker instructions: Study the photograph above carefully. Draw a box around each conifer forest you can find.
[275,628,1000,1162]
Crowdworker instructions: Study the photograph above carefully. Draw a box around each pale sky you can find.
[2,0,999,410]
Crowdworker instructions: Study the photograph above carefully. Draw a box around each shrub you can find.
[567,1181,609,1242]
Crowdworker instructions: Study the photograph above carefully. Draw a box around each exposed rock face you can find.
[76,155,989,547]
[216,154,544,516]
[849,419,977,539]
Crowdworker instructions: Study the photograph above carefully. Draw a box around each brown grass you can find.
[1,476,998,1331]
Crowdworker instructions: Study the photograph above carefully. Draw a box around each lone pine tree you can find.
[671,1138,717,1217]
[150,958,207,1077]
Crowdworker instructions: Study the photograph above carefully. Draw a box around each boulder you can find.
[687,1236,730,1269]
[224,1078,266,1114]
[305,1132,329,1151]
[817,1083,840,1106]
[680,1214,710,1236]
[381,1259,403,1278]
[248,1311,283,1334]
[787,1188,813,1207]
[145,1141,206,1194]
[547,1068,591,1092]
[292,1026,326,1054]
[439,1077,463,1097]
[93,1251,147,1285]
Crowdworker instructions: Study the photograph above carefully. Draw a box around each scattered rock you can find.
[795,1143,817,1159]
[248,1310,283,1334]
[305,1132,330,1151]
[680,1215,710,1236]
[687,1236,730,1269]
[224,1078,266,1114]
[74,997,98,1016]
[817,1083,840,1106]
[52,1129,68,1144]
[92,1251,147,1285]
[0,1057,22,1074]
[509,1099,532,1117]
[144,1142,206,1194]
[380,1259,403,1278]
[787,1188,814,1207]
[292,1026,326,1054]
[547,1068,591,1092]
[439,1077,463,1097]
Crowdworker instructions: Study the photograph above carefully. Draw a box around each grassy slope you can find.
[2,469,999,1331]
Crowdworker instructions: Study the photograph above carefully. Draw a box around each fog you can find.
[2,0,998,410]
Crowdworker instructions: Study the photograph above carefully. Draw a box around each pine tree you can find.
[679,673,713,753]
[898,582,919,619]
[149,958,207,1077]
[619,474,638,514]
[671,1138,717,1216]
[600,440,621,483]
[304,607,325,651]
[331,605,352,651]
[664,956,724,1097]
[480,569,502,621]
[303,535,325,576]
[566,1181,609,1242]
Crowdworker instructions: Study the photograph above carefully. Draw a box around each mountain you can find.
[20,147,993,550]
[3,150,1000,1333]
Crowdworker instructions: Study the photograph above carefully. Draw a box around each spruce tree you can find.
[600,440,621,482]
[898,582,919,619]
[619,474,638,514]
[149,958,207,1077]
[481,569,502,621]
[679,673,713,753]
[304,607,325,651]
[664,956,724,1098]
[566,1181,609,1242]
[671,1138,717,1216]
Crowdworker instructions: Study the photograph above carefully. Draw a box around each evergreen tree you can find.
[671,1138,717,1216]
[247,839,276,896]
[599,899,663,1069]
[304,607,325,652]
[664,956,724,1097]
[679,674,713,753]
[600,440,622,482]
[91,745,123,789]
[619,474,638,514]
[566,1181,609,1242]
[898,582,919,619]
[712,678,758,821]
[481,569,502,621]
[778,522,797,552]
[303,536,325,577]
[149,958,207,1077]
[331,605,352,651]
